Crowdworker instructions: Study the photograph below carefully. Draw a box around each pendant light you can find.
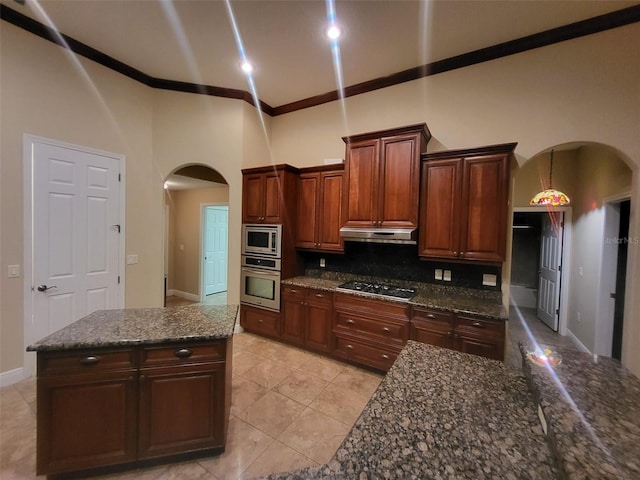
[530,149,570,206]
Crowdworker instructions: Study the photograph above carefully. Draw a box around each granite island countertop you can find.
[519,342,640,479]
[282,274,507,320]
[258,341,557,480]
[27,304,239,351]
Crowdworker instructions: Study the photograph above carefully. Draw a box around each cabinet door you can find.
[379,134,420,228]
[459,154,509,262]
[317,170,344,251]
[263,171,284,223]
[138,362,226,459]
[37,371,137,475]
[453,332,504,361]
[343,139,379,227]
[242,173,265,223]
[240,305,280,338]
[304,291,332,353]
[281,288,305,345]
[410,309,454,349]
[419,159,462,258]
[296,174,319,248]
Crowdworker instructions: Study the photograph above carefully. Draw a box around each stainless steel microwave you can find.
[241,224,282,258]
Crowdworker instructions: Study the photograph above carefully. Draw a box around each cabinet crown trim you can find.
[422,142,517,161]
[342,123,431,144]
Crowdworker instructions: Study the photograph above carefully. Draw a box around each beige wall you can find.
[165,187,230,296]
[2,19,640,378]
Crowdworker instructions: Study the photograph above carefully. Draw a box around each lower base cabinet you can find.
[281,286,332,353]
[36,341,231,477]
[240,304,281,338]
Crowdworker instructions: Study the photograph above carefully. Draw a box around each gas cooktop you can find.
[336,280,417,302]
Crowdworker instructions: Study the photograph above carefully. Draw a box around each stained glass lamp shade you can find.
[530,150,570,206]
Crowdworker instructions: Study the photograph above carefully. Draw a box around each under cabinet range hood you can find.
[339,226,417,245]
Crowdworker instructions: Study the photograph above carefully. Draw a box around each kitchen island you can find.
[27,304,238,478]
[259,341,558,479]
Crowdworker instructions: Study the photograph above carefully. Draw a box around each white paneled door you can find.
[537,212,564,331]
[203,206,228,296]
[31,139,122,345]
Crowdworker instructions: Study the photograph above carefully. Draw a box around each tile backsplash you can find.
[302,242,501,290]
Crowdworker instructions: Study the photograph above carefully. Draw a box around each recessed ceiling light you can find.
[326,24,342,41]
[240,60,254,74]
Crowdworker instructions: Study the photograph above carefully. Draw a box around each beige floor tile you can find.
[240,391,306,438]
[199,416,273,480]
[309,383,370,426]
[270,345,310,370]
[231,375,268,417]
[232,332,262,352]
[94,465,169,480]
[279,408,350,465]
[297,355,346,382]
[239,359,295,389]
[246,339,290,360]
[331,367,383,398]
[239,440,317,480]
[158,461,218,480]
[232,351,265,376]
[273,370,328,406]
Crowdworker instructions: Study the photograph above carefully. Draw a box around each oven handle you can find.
[242,267,280,276]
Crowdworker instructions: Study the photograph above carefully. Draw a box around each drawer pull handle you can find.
[346,319,356,324]
[258,319,264,323]
[175,348,193,358]
[471,322,485,328]
[315,294,324,298]
[346,344,354,350]
[291,289,298,293]
[79,356,100,366]
[382,354,390,360]
[382,327,391,333]
[426,314,436,319]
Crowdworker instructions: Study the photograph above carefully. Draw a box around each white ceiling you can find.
[4,0,637,108]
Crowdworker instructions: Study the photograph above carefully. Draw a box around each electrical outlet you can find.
[320,258,326,268]
[482,274,497,287]
[7,265,20,278]
[127,254,139,265]
[443,270,452,282]
[435,269,443,280]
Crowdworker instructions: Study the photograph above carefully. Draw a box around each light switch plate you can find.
[482,274,497,287]
[127,254,139,265]
[8,265,20,278]
[320,258,326,268]
[443,270,452,282]
[434,269,443,280]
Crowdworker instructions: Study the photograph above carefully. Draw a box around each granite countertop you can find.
[282,274,507,320]
[260,341,557,480]
[27,304,239,351]
[519,342,640,479]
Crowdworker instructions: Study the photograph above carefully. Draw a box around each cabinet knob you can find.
[426,314,436,319]
[346,319,356,325]
[175,348,193,358]
[471,322,485,328]
[315,293,324,298]
[382,327,391,333]
[382,354,390,360]
[346,344,354,350]
[258,319,264,323]
[291,289,298,293]
[79,355,101,366]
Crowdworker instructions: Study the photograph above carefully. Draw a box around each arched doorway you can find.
[164,164,229,306]
[509,143,633,358]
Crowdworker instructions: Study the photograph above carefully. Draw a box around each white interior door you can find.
[537,212,564,331]
[31,140,122,343]
[204,206,228,295]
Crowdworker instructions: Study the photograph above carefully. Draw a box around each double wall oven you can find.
[240,224,282,311]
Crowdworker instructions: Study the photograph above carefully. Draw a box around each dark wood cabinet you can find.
[36,341,231,477]
[419,143,515,263]
[410,308,454,349]
[242,165,298,224]
[281,286,332,353]
[333,293,410,371]
[296,165,344,252]
[343,124,430,229]
[240,304,281,339]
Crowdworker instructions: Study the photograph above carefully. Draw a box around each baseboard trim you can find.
[166,290,200,302]
[566,330,591,354]
[0,367,27,387]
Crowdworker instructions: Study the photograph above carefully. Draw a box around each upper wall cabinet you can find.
[419,143,515,263]
[296,165,344,252]
[342,124,431,229]
[242,165,298,224]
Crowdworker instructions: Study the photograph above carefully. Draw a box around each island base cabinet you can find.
[138,363,227,459]
[36,371,138,475]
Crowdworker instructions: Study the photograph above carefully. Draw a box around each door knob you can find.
[37,285,57,292]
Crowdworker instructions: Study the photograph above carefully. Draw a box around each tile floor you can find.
[0,302,575,480]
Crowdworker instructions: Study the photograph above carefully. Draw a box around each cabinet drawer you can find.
[334,336,398,371]
[282,286,305,300]
[38,349,136,376]
[241,306,280,338]
[141,343,226,367]
[334,293,410,319]
[411,308,454,325]
[306,290,332,305]
[334,312,408,346]
[456,316,504,335]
